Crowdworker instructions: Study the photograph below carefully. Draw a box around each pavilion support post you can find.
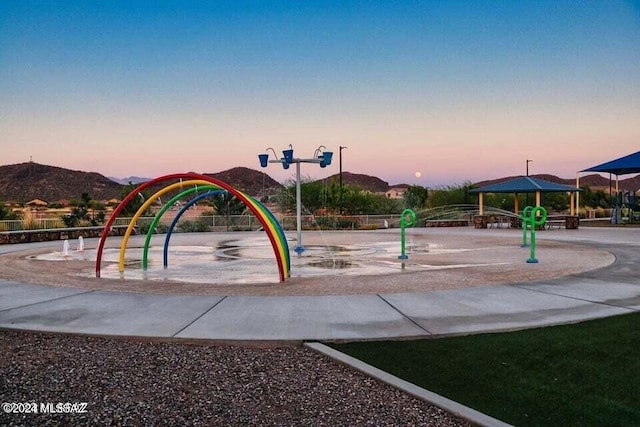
[570,192,575,216]
[576,174,580,215]
[479,193,484,215]
[514,193,519,214]
[535,191,541,216]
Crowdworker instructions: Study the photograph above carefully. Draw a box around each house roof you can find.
[469,176,580,194]
[26,198,49,206]
[581,151,640,176]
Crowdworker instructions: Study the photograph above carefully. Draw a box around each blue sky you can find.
[1,1,639,185]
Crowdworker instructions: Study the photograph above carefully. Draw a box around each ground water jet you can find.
[62,239,70,257]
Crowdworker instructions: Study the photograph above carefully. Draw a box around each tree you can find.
[119,182,152,217]
[581,185,611,209]
[61,192,105,227]
[542,192,570,213]
[403,185,428,210]
[274,179,405,216]
[484,193,516,211]
[427,182,476,208]
[274,178,333,214]
[0,200,18,221]
[209,193,245,216]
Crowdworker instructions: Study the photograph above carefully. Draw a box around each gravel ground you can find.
[0,330,470,426]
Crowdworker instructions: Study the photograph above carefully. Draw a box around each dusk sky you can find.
[1,1,639,186]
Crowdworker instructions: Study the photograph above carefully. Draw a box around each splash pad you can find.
[92,231,508,285]
[15,228,614,297]
[2,179,616,296]
[34,231,508,285]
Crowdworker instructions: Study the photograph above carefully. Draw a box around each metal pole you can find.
[526,159,532,206]
[295,160,303,254]
[339,148,343,215]
[339,146,346,215]
[575,173,580,216]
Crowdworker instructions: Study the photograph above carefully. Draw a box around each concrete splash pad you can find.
[0,229,615,296]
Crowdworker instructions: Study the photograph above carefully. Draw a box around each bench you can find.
[487,215,517,229]
[545,215,566,230]
[425,219,469,227]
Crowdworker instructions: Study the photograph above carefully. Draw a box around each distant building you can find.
[385,186,408,199]
[26,199,48,207]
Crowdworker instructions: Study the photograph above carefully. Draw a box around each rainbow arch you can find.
[95,173,290,282]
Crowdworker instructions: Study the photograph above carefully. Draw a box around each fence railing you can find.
[1,214,410,233]
[0,218,65,232]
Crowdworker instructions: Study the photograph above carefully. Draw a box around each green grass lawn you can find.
[330,312,640,426]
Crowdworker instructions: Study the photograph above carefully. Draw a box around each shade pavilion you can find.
[577,151,640,210]
[470,176,581,215]
[577,151,640,221]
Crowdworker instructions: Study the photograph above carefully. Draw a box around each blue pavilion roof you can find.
[469,176,580,194]
[581,151,640,176]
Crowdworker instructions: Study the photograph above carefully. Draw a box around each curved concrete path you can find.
[0,227,638,341]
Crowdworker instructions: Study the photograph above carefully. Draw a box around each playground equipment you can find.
[611,191,638,224]
[95,173,290,282]
[258,145,333,254]
[521,206,547,263]
[398,208,417,260]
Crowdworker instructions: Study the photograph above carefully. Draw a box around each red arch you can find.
[95,173,287,281]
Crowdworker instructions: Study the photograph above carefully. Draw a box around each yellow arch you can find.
[119,180,212,272]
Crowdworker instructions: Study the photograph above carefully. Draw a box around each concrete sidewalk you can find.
[0,228,638,341]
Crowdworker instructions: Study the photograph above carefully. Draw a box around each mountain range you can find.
[0,161,638,204]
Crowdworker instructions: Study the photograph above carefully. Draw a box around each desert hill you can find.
[0,163,284,204]
[108,176,150,185]
[205,167,283,196]
[321,172,391,193]
[2,162,638,205]
[0,162,123,203]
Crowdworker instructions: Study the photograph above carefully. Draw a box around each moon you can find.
[414,171,422,178]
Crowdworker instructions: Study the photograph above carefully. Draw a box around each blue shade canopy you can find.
[469,176,580,194]
[581,151,640,176]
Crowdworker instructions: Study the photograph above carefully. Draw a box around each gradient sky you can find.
[1,1,639,186]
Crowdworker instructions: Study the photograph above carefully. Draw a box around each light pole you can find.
[259,145,333,254]
[526,159,533,207]
[339,146,347,215]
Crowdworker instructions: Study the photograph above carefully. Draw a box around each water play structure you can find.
[521,206,547,264]
[95,173,291,282]
[398,209,416,260]
[258,144,333,254]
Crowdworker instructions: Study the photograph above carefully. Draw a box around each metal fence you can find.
[1,214,408,233]
[0,218,65,232]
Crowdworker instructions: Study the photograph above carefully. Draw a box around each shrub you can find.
[137,222,169,234]
[176,219,210,233]
[21,210,39,230]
